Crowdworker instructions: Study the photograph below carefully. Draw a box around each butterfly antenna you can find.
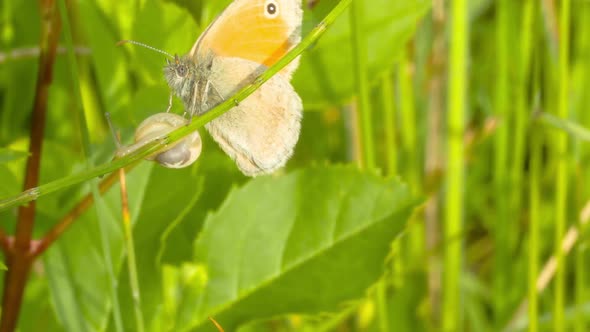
[105,112,122,149]
[117,40,174,59]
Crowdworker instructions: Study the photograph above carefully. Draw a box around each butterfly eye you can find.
[176,64,188,77]
[264,0,279,19]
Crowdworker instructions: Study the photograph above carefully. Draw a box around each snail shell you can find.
[117,113,202,168]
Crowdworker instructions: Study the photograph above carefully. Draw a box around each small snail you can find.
[116,113,202,168]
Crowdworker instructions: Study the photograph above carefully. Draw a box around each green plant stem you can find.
[0,0,352,212]
[398,52,423,260]
[349,0,375,170]
[512,0,535,328]
[510,0,535,220]
[493,0,510,324]
[118,170,145,332]
[575,245,586,332]
[575,4,590,331]
[57,0,125,330]
[0,1,61,331]
[381,72,397,175]
[383,69,404,294]
[536,112,590,143]
[399,55,417,185]
[376,279,389,332]
[506,3,536,323]
[443,0,467,330]
[554,1,570,331]
[527,10,542,331]
[529,127,541,332]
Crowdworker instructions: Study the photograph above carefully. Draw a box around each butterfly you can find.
[164,0,303,176]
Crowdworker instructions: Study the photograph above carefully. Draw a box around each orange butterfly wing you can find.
[190,0,302,77]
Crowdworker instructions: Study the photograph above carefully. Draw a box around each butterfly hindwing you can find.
[205,57,302,176]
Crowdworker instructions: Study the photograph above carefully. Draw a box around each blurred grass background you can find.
[0,0,589,331]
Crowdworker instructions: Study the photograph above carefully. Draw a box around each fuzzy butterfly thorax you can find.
[164,52,221,117]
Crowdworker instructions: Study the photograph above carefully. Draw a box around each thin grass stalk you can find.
[399,51,424,259]
[527,13,542,331]
[376,279,389,332]
[537,112,590,143]
[554,0,570,330]
[573,3,590,331]
[511,0,536,201]
[349,0,375,170]
[517,0,536,328]
[509,7,536,326]
[57,0,124,329]
[581,3,590,136]
[208,317,225,332]
[118,169,145,332]
[382,72,397,175]
[505,201,590,330]
[379,71,396,332]
[399,54,417,184]
[0,0,352,211]
[493,0,510,324]
[443,0,467,330]
[574,245,586,332]
[528,126,541,332]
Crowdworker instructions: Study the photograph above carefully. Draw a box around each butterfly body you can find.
[164,52,219,116]
[164,0,303,176]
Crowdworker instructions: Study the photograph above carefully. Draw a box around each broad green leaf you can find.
[293,0,431,108]
[116,149,244,331]
[168,165,416,331]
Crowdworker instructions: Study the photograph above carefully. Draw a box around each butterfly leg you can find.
[205,80,230,109]
[166,93,173,113]
[104,112,122,148]
[184,111,194,125]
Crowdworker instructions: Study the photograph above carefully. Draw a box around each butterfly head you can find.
[164,55,198,105]
[164,51,220,116]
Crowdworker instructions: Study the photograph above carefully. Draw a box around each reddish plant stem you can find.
[0,0,61,331]
[0,165,132,258]
[0,229,11,253]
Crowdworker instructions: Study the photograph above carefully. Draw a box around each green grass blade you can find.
[349,0,375,170]
[57,0,124,330]
[554,1,571,330]
[443,0,467,330]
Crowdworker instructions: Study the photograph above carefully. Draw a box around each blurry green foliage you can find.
[0,0,428,331]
